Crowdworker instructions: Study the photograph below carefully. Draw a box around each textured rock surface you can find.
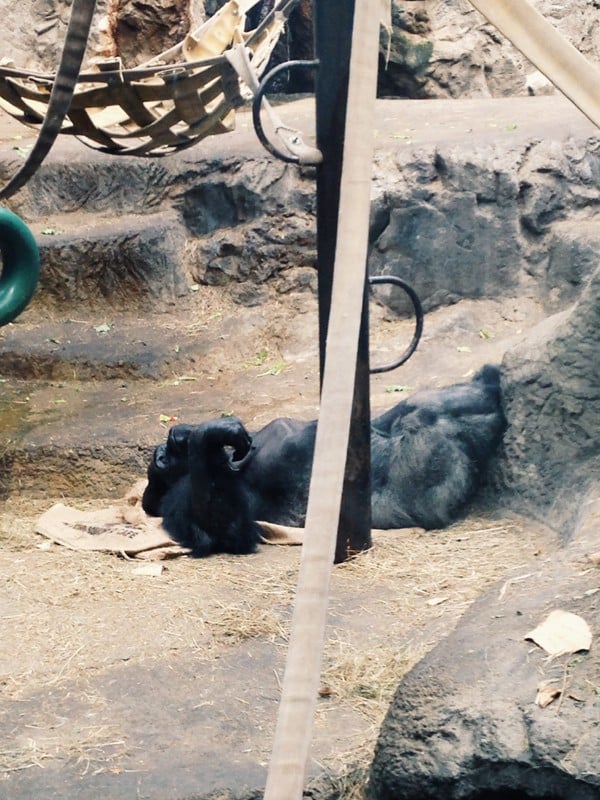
[0,0,112,70]
[369,132,600,313]
[494,264,600,535]
[367,493,600,800]
[378,0,600,100]
[34,211,190,310]
[2,96,598,317]
[1,0,598,102]
[110,0,193,67]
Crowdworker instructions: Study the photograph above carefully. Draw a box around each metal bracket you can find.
[252,59,322,165]
[368,275,423,373]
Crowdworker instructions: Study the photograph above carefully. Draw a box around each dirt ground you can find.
[0,500,553,799]
[0,281,558,800]
[0,97,579,799]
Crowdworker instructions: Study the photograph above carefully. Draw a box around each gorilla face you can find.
[154,424,193,472]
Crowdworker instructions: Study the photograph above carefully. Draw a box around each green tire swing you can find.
[0,208,40,326]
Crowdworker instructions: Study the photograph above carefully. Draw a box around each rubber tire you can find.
[0,207,40,326]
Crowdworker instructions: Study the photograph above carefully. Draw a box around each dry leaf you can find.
[525,609,592,656]
[535,683,562,708]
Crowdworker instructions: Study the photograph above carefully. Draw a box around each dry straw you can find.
[0,496,550,779]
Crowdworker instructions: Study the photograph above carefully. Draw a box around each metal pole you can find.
[314,0,372,562]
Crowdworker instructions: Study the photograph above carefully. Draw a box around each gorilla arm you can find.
[160,418,263,556]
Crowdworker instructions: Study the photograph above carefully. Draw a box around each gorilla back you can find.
[142,365,506,556]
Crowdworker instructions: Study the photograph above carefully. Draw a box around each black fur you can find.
[142,365,506,557]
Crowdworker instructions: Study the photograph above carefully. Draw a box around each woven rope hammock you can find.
[0,0,291,157]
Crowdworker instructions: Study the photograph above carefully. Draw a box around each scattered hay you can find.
[1,722,129,775]
[0,495,552,779]
[306,767,369,800]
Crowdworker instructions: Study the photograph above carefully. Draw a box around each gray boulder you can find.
[367,498,600,799]
[367,264,600,800]
[496,263,600,535]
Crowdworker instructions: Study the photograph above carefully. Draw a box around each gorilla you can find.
[142,365,506,557]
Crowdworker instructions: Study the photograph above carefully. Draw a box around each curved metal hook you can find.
[252,59,322,165]
[368,275,424,374]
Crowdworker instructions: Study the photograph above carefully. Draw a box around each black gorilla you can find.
[142,365,506,557]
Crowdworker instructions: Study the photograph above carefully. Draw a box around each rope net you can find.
[0,0,289,156]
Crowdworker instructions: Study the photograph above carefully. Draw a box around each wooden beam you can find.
[263,0,382,796]
[314,0,373,562]
[469,0,600,129]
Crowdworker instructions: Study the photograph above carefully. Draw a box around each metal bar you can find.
[314,0,372,563]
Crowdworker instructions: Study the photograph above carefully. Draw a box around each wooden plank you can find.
[469,0,600,129]
[314,0,372,561]
[262,0,384,796]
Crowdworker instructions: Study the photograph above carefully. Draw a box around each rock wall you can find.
[493,264,600,535]
[0,0,112,71]
[1,0,597,101]
[7,97,598,320]
[369,135,600,314]
[378,0,600,99]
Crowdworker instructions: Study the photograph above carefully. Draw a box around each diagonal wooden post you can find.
[263,0,385,797]
[468,0,600,128]
[314,0,373,563]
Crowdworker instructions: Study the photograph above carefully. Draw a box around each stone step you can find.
[27,211,190,311]
[0,287,323,499]
[0,313,194,381]
[1,105,317,307]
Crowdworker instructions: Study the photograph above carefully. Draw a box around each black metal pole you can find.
[313,0,372,561]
